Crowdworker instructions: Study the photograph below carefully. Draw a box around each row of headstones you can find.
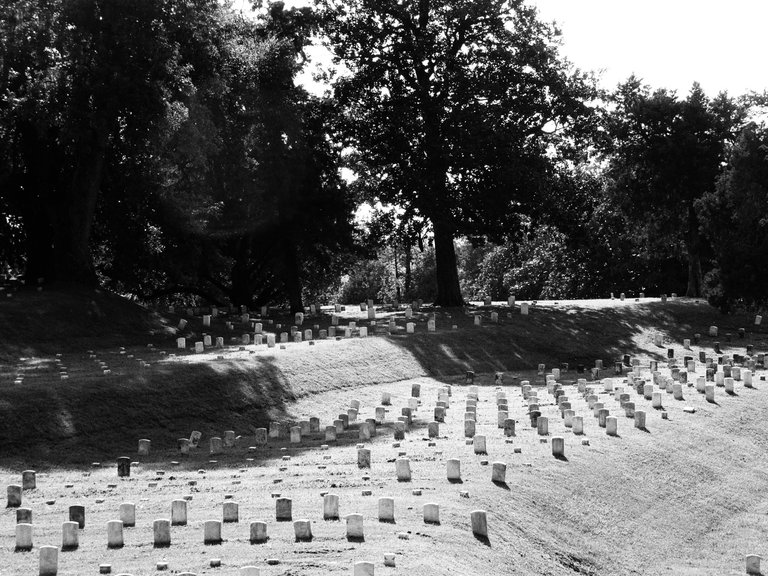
[17,497,490,563]
[133,394,418,464]
[6,471,37,508]
[32,539,379,576]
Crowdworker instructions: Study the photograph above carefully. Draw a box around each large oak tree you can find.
[318,0,596,305]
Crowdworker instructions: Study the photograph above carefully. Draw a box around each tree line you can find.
[1,0,766,312]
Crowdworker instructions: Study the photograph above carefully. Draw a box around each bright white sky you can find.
[231,0,768,96]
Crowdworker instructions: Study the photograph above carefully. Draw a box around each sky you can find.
[232,0,768,97]
[535,0,768,96]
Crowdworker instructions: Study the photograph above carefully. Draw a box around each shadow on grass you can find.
[554,454,569,462]
[474,534,491,547]
[0,294,756,469]
[492,481,510,490]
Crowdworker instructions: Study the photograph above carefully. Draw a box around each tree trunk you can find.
[404,244,412,299]
[53,129,108,284]
[685,203,703,297]
[432,218,464,307]
[22,210,55,285]
[281,238,304,314]
[230,237,253,307]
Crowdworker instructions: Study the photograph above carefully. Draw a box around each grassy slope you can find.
[0,287,763,463]
[1,288,768,575]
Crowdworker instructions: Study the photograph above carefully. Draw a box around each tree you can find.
[114,4,357,312]
[0,0,222,284]
[318,0,596,306]
[697,123,768,309]
[602,79,745,297]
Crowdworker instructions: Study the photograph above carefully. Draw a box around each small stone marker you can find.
[353,561,375,576]
[204,519,222,544]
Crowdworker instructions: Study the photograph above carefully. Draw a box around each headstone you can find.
[378,497,395,522]
[117,457,131,477]
[22,470,36,490]
[69,505,85,528]
[223,501,239,523]
[171,499,187,526]
[153,519,171,547]
[447,459,461,481]
[250,521,267,543]
[254,428,267,445]
[423,503,440,524]
[203,520,222,544]
[17,507,32,524]
[119,503,135,527]
[634,410,646,429]
[107,520,124,548]
[290,426,301,444]
[294,519,312,541]
[323,494,339,520]
[470,510,488,537]
[15,523,32,551]
[210,437,223,454]
[276,498,292,521]
[396,458,411,481]
[7,484,22,508]
[358,448,371,468]
[552,436,565,457]
[491,462,506,483]
[353,561,375,576]
[746,554,762,575]
[39,545,58,576]
[473,435,487,454]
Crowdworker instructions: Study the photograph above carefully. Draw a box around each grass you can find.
[1,286,767,574]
